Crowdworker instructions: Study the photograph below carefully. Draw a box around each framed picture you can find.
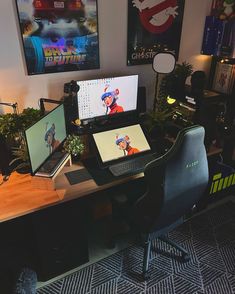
[15,0,100,75]
[212,62,235,94]
[127,0,185,66]
[210,0,235,20]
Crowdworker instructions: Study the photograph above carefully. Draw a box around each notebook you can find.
[92,124,155,176]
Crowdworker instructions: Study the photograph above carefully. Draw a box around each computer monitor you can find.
[92,124,151,168]
[25,104,67,174]
[77,75,138,121]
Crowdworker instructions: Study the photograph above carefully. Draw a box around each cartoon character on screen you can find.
[115,134,140,156]
[101,86,124,115]
[44,122,61,154]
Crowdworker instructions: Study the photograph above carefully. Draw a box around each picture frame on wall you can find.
[212,61,235,95]
[127,0,185,66]
[15,0,100,75]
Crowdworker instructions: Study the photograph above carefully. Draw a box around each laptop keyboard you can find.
[109,154,155,177]
[36,151,69,176]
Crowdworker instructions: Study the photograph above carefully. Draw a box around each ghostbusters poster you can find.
[127,0,185,65]
[15,0,99,75]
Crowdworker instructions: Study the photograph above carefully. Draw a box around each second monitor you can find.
[77,75,138,122]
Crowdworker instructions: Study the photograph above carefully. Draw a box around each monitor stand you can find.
[81,111,139,132]
[31,153,71,195]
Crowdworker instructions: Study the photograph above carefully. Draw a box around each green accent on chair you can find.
[218,179,224,191]
[212,173,222,181]
[227,174,233,187]
[232,174,235,186]
[212,181,219,193]
[209,172,235,195]
[210,183,214,194]
[223,177,229,189]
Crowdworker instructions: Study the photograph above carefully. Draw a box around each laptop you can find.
[92,124,157,176]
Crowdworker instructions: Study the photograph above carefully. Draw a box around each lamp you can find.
[152,52,176,111]
[0,102,18,114]
[39,98,62,116]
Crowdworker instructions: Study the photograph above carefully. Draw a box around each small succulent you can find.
[63,134,85,157]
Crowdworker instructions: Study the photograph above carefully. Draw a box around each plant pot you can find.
[16,165,31,174]
[71,154,81,163]
[149,125,165,140]
[166,74,187,102]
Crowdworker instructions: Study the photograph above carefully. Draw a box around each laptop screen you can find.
[92,124,151,165]
[25,104,67,174]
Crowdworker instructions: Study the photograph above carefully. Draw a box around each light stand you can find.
[152,52,176,112]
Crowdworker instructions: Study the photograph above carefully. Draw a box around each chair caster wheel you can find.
[182,254,190,262]
[143,272,151,280]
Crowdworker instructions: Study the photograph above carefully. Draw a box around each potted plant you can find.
[63,134,85,161]
[0,108,41,143]
[0,107,41,172]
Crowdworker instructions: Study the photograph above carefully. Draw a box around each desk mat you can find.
[82,158,127,186]
[65,168,92,185]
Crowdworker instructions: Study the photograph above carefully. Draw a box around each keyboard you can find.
[109,154,155,177]
[36,151,69,177]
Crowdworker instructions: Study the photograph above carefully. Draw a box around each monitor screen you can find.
[92,124,151,164]
[77,75,138,121]
[25,104,67,174]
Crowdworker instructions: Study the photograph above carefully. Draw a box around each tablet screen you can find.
[92,124,151,164]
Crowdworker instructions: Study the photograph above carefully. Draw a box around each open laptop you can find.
[92,124,157,176]
[25,104,69,178]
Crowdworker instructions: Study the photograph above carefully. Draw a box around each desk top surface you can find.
[0,142,222,223]
[0,163,142,223]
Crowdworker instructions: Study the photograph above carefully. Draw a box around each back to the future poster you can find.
[15,0,100,75]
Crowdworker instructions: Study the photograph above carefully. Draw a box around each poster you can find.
[210,0,235,20]
[127,0,185,65]
[213,62,235,94]
[15,0,100,75]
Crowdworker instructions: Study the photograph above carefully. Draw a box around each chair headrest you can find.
[145,125,206,172]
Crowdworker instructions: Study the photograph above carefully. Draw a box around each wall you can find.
[0,0,212,113]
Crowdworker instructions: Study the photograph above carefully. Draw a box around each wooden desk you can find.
[0,138,224,224]
[0,163,143,223]
[0,164,144,281]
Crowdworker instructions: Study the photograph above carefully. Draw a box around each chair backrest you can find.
[133,125,209,233]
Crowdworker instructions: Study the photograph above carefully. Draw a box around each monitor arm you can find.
[39,98,62,115]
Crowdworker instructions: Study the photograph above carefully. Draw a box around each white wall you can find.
[0,0,212,113]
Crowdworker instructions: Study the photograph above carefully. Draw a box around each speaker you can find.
[191,71,206,98]
[137,86,146,115]
[63,95,79,134]
[0,135,10,176]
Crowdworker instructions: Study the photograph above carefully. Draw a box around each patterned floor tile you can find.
[204,274,233,294]
[90,278,117,294]
[91,264,119,289]
[145,276,174,294]
[37,202,235,294]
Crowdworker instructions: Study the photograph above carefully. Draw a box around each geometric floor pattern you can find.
[37,201,235,294]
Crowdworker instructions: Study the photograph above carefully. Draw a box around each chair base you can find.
[159,236,190,261]
[142,234,190,280]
